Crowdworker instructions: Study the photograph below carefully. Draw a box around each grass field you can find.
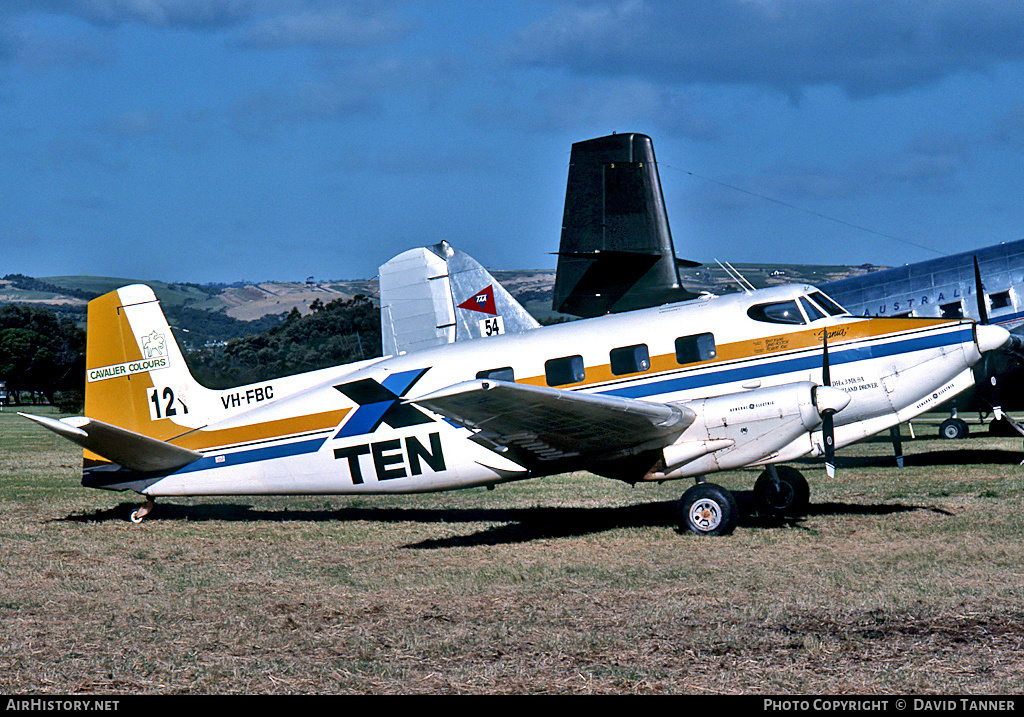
[2,407,1023,695]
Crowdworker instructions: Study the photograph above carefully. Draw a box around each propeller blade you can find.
[988,357,1004,421]
[973,257,1006,421]
[820,328,836,478]
[823,412,836,478]
[822,327,831,387]
[974,256,989,325]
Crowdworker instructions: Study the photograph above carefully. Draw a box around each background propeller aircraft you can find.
[820,249,1024,439]
[20,135,1012,536]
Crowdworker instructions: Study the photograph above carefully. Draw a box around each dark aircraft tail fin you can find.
[553,132,699,318]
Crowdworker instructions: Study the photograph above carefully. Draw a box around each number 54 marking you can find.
[148,386,188,420]
[480,316,504,337]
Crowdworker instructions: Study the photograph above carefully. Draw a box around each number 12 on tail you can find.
[148,386,188,420]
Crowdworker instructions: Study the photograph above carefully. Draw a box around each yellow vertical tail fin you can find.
[85,285,211,443]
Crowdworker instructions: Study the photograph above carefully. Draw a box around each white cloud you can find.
[513,0,1024,99]
[232,7,409,49]
[4,0,251,29]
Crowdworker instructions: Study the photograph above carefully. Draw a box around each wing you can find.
[408,379,693,465]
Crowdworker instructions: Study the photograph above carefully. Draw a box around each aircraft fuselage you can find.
[82,283,996,498]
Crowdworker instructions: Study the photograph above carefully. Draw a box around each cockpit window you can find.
[809,291,848,316]
[799,297,826,322]
[747,300,806,325]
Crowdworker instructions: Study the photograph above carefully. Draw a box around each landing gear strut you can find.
[130,499,155,524]
[753,465,809,517]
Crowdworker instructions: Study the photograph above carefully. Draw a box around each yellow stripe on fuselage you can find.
[516,316,957,390]
[168,407,351,453]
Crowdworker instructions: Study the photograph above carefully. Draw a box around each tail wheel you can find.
[678,483,738,536]
[130,499,155,524]
[754,466,810,516]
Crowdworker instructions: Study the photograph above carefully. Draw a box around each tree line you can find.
[185,296,381,389]
[1,295,382,408]
[0,263,393,415]
[0,304,85,409]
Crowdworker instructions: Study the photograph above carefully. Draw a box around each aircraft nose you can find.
[975,323,1011,354]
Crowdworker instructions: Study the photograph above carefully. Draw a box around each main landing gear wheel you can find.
[678,483,738,536]
[754,466,810,517]
[939,417,969,440]
[130,499,155,524]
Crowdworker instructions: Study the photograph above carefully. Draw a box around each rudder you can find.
[553,132,700,317]
[379,241,539,355]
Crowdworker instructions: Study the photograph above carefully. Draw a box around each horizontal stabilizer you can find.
[20,413,202,473]
[409,379,693,464]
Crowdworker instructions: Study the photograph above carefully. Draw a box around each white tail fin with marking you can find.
[380,241,539,355]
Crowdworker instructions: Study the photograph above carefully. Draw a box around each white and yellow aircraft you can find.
[22,251,1009,535]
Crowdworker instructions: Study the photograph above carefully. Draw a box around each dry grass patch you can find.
[2,408,1023,693]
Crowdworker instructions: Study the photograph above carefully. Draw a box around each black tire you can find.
[939,418,969,440]
[753,465,810,517]
[988,417,1019,437]
[678,483,738,536]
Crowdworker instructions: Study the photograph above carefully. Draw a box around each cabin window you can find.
[545,355,586,386]
[990,291,1012,310]
[747,300,806,325]
[476,367,514,382]
[941,301,963,319]
[799,297,826,321]
[610,344,650,376]
[809,291,847,316]
[675,333,717,365]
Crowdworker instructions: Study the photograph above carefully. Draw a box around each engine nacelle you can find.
[645,381,849,480]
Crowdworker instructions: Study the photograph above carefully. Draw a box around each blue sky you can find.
[3,1,1024,283]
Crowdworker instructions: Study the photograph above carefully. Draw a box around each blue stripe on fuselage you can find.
[598,325,972,400]
[174,436,329,474]
[993,309,1024,328]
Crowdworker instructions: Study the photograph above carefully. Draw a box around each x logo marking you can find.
[334,368,433,438]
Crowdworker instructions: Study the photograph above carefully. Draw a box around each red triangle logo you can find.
[457,285,497,316]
